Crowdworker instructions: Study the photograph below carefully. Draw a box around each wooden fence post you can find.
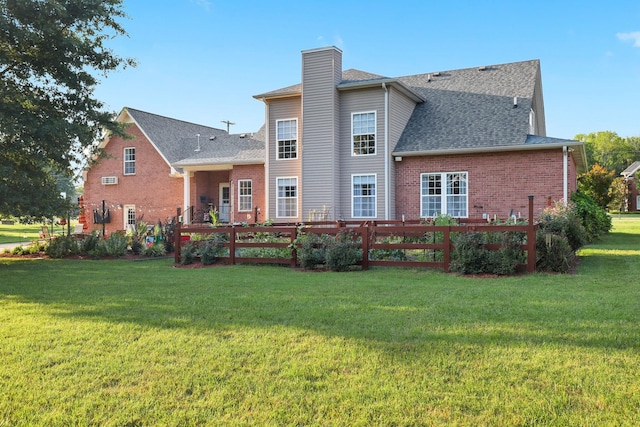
[229,226,236,265]
[527,195,536,273]
[443,227,451,272]
[361,226,369,271]
[291,226,298,268]
[174,222,181,264]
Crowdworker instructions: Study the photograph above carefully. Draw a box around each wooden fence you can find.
[174,196,539,272]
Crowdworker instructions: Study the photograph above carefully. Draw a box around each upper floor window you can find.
[420,172,468,218]
[124,147,135,175]
[352,112,376,156]
[352,174,376,218]
[276,177,298,218]
[276,119,297,160]
[528,108,536,134]
[238,180,252,212]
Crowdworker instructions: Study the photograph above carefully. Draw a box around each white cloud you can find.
[617,32,640,47]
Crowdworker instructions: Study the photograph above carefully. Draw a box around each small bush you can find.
[538,201,587,251]
[180,241,198,265]
[449,231,525,276]
[200,240,221,265]
[143,243,167,258]
[325,230,362,272]
[46,236,79,258]
[296,231,331,269]
[97,232,128,257]
[79,232,100,255]
[536,230,575,273]
[571,191,612,242]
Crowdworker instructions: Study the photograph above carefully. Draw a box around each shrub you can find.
[295,231,331,269]
[449,231,525,276]
[536,230,575,273]
[180,241,198,265]
[325,230,362,272]
[571,191,612,242]
[143,243,167,258]
[97,232,128,257]
[46,235,79,258]
[538,201,587,251]
[79,232,100,255]
[199,240,221,265]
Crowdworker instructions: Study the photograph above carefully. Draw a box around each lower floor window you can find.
[420,172,468,217]
[277,177,297,218]
[352,174,376,217]
[238,180,252,212]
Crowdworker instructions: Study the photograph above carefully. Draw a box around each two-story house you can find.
[83,46,586,235]
[254,46,586,223]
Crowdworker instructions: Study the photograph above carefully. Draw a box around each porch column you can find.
[183,171,192,225]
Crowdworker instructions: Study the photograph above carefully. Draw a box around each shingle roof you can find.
[124,108,264,168]
[393,60,540,154]
[621,161,640,178]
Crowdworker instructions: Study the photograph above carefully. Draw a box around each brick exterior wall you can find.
[231,164,266,224]
[395,149,578,221]
[83,124,183,235]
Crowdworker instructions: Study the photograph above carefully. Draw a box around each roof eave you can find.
[337,78,425,103]
[393,140,587,173]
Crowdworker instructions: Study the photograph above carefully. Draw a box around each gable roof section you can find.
[113,108,264,170]
[393,60,540,154]
[621,161,640,178]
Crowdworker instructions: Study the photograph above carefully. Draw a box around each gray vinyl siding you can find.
[339,88,386,220]
[531,64,546,136]
[267,96,302,220]
[301,47,341,221]
[388,87,418,219]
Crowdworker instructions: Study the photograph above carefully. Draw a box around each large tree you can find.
[574,131,639,175]
[0,0,133,218]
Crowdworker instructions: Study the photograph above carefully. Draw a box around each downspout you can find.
[183,170,191,225]
[563,146,568,204]
[382,82,389,220]
[263,98,270,220]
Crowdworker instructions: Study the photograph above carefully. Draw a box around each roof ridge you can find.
[124,107,226,132]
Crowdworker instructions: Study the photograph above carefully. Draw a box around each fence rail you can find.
[174,221,538,273]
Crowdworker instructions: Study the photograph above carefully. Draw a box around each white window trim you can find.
[420,171,468,218]
[238,179,252,212]
[275,118,298,161]
[276,176,298,218]
[351,173,377,218]
[123,147,136,175]
[351,111,377,156]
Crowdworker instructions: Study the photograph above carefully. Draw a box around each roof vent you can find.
[239,134,246,138]
[513,96,518,108]
[478,66,487,71]
[432,72,441,77]
[427,74,432,82]
[209,135,216,141]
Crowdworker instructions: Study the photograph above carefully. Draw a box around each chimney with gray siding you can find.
[301,46,342,220]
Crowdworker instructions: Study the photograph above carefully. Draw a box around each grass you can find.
[0,221,76,244]
[0,218,639,425]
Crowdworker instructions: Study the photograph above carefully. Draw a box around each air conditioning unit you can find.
[101,176,118,185]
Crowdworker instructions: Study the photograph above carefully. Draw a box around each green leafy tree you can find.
[578,164,615,209]
[608,177,628,213]
[0,0,134,218]
[575,131,637,175]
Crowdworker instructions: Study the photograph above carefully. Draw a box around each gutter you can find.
[382,82,390,220]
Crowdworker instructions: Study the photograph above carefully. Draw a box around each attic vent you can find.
[239,134,246,138]
[478,66,487,71]
[101,176,118,185]
[432,72,441,77]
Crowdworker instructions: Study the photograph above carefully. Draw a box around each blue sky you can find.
[95,0,640,140]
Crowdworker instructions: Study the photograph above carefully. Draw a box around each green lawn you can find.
[0,221,75,244]
[0,218,639,425]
